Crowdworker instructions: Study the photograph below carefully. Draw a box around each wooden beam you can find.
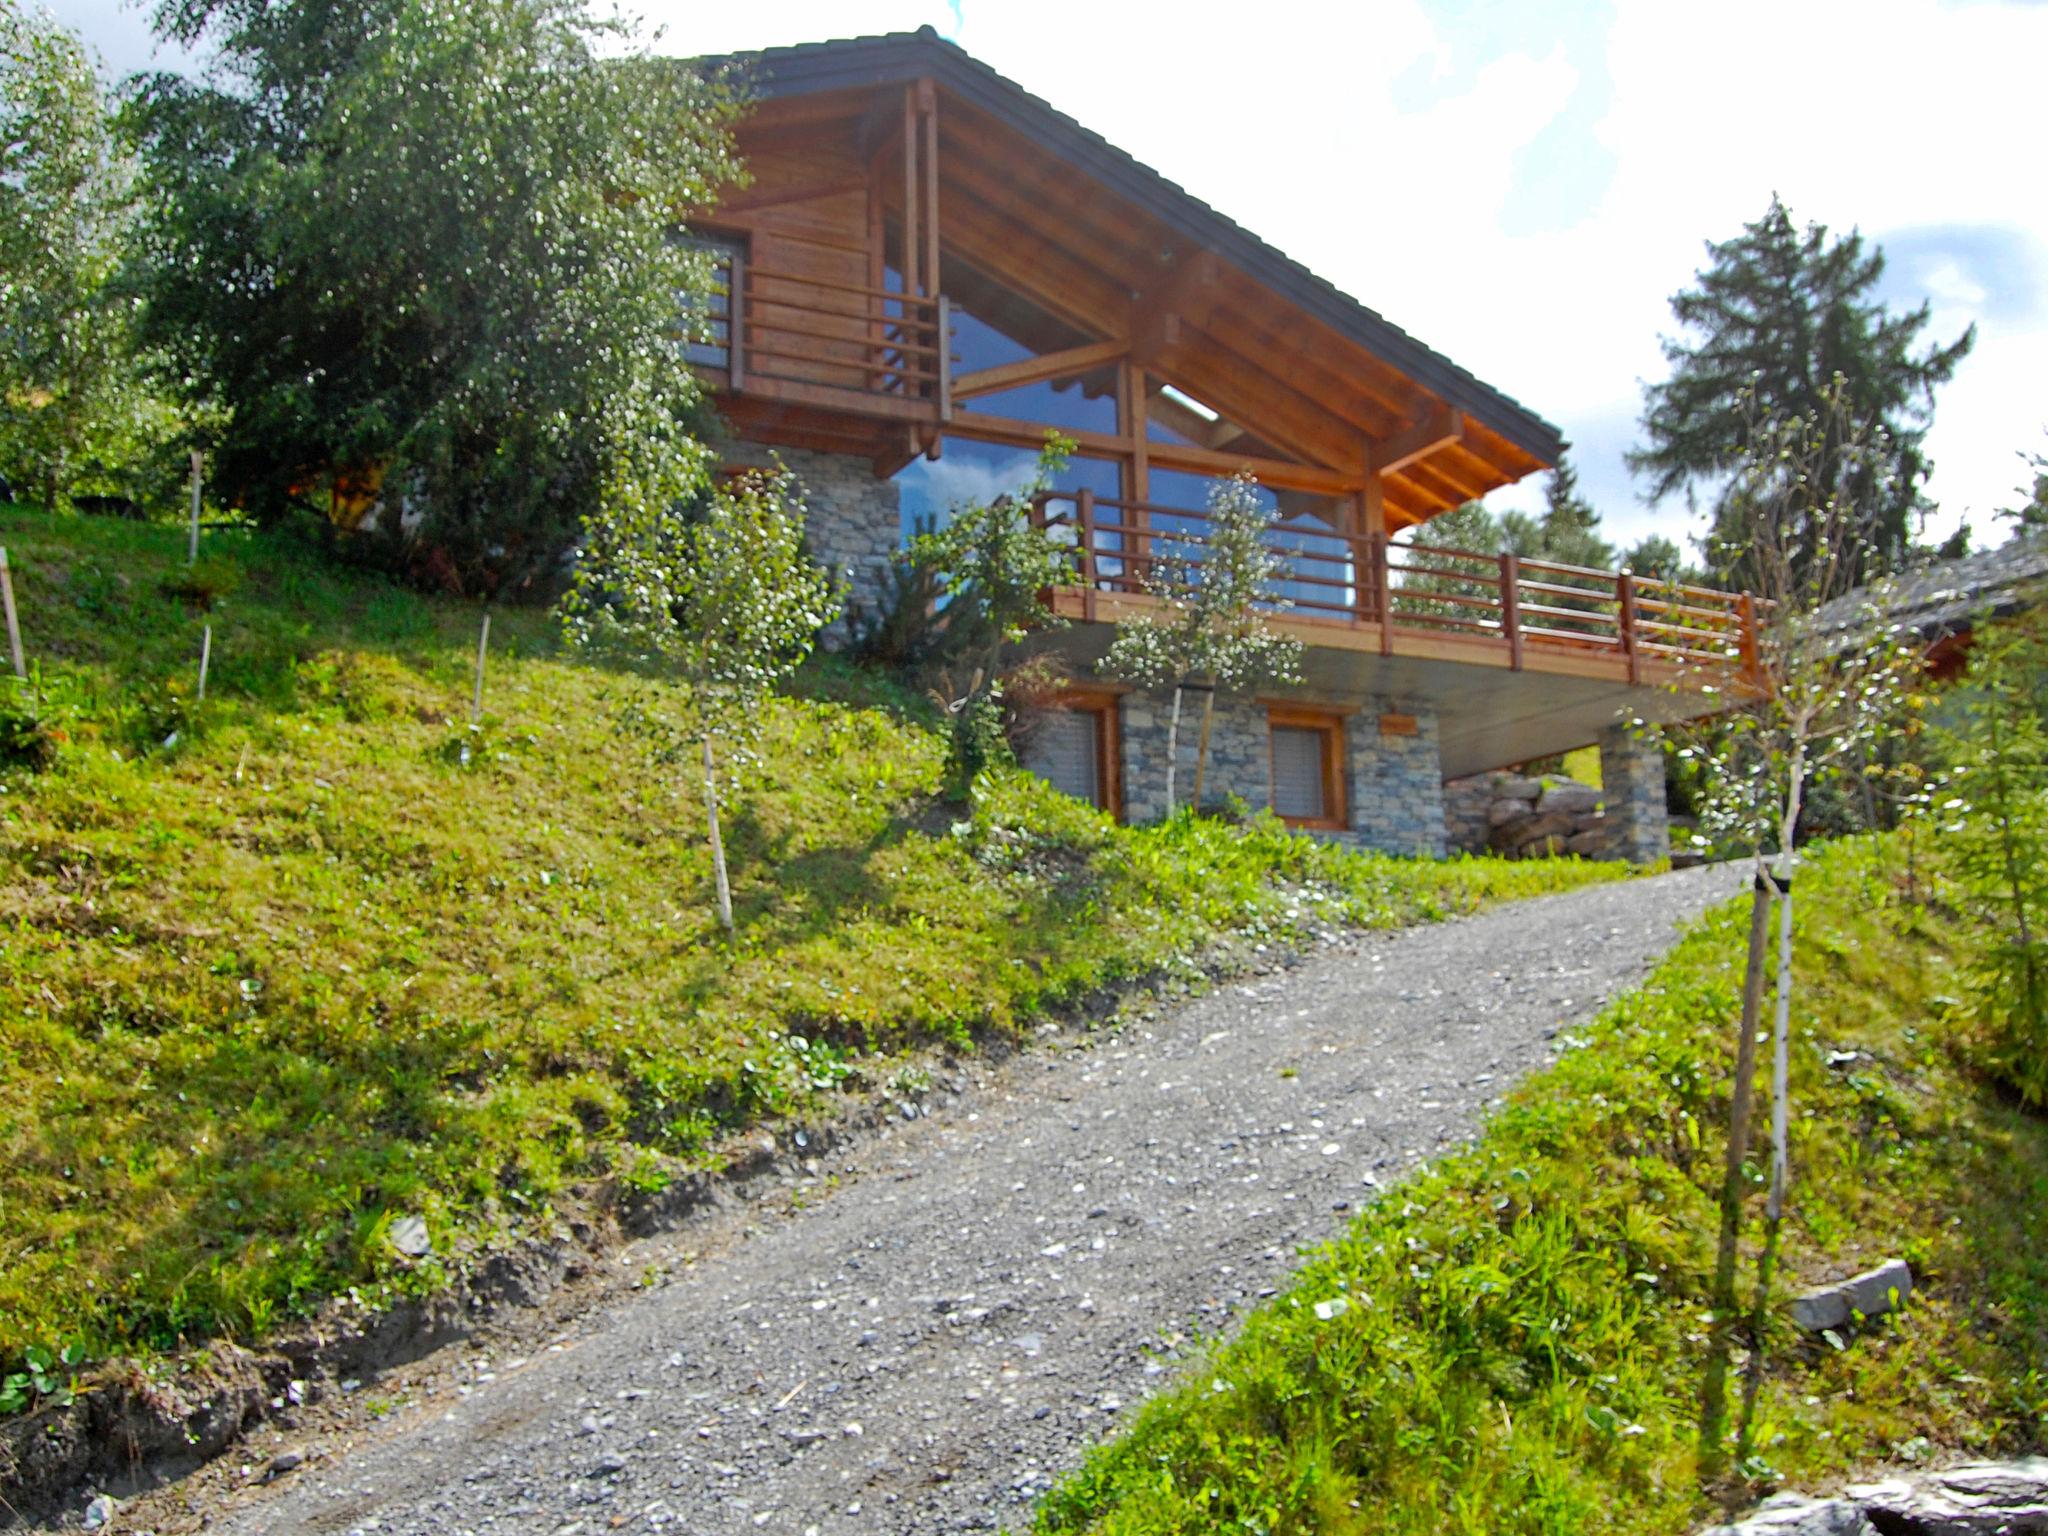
[1368,408,1464,478]
[953,339,1129,400]
[1131,249,1222,353]
[711,178,867,216]
[901,85,919,297]
[919,77,939,300]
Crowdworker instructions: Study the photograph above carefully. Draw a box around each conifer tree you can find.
[1631,195,1973,585]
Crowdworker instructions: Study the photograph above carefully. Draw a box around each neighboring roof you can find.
[1817,534,2048,640]
[699,27,1564,468]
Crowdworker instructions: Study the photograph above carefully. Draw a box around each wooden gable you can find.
[693,31,1561,528]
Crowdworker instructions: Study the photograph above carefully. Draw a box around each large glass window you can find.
[894,441,1120,547]
[1140,470,1352,615]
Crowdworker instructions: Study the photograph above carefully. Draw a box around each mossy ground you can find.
[0,507,1622,1381]
[1035,835,2048,1535]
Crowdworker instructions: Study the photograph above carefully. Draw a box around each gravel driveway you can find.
[165,864,1740,1536]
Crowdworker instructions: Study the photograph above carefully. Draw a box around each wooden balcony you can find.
[1031,490,1763,692]
[697,255,952,428]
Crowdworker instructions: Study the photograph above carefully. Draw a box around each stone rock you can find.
[1697,1492,1876,1535]
[1506,811,1577,852]
[1847,1457,2048,1534]
[1493,775,1542,801]
[1789,1257,1912,1333]
[1488,798,1537,828]
[1536,780,1602,817]
[1565,825,1612,856]
[387,1215,431,1259]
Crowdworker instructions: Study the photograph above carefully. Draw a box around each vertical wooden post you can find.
[1502,552,1523,670]
[0,547,24,680]
[1373,534,1393,655]
[1123,361,1150,588]
[188,449,203,566]
[1618,571,1641,683]
[726,249,746,393]
[472,610,491,725]
[935,295,952,424]
[1359,471,1387,538]
[919,78,940,300]
[1738,592,1761,683]
[1076,488,1098,623]
[901,86,920,299]
[197,623,212,703]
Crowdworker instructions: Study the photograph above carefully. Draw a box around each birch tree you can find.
[1098,474,1304,816]
[562,469,837,934]
[1678,377,1920,1471]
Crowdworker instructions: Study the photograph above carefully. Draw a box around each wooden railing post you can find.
[1373,534,1393,656]
[1738,591,1761,683]
[935,295,952,425]
[1076,489,1098,622]
[1618,570,1641,683]
[726,251,746,393]
[1501,551,1523,670]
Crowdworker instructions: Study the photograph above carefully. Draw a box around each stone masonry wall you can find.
[1117,688,1446,858]
[1345,707,1447,858]
[717,439,899,643]
[1598,724,1670,865]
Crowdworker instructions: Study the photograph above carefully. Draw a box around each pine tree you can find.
[1630,195,1973,585]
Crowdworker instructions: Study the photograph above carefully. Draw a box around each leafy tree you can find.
[1098,474,1304,815]
[1624,533,1691,584]
[1631,195,1973,586]
[0,3,175,510]
[907,437,1075,796]
[131,0,743,593]
[1931,606,2048,1107]
[561,468,837,935]
[2003,436,2048,536]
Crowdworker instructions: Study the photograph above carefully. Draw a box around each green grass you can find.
[0,507,1625,1378]
[1035,835,2048,1535]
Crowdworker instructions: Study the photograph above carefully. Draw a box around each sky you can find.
[57,0,2048,556]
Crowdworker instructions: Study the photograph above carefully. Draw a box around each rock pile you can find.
[1443,773,1621,860]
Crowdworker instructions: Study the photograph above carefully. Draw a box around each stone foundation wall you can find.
[1116,689,1446,858]
[718,439,899,642]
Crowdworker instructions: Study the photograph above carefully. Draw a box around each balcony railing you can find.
[1032,489,1761,685]
[694,254,951,424]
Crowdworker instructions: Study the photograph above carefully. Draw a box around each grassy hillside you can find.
[1037,836,2048,1535]
[0,508,1624,1380]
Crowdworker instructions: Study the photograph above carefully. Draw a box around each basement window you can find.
[1019,693,1120,816]
[1268,708,1345,830]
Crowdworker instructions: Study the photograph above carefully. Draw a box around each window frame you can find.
[1025,687,1123,820]
[1266,705,1347,831]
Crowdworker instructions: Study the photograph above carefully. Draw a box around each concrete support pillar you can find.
[1598,723,1669,865]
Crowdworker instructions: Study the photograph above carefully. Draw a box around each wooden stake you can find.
[471,610,491,724]
[197,623,212,702]
[0,547,23,680]
[188,449,203,567]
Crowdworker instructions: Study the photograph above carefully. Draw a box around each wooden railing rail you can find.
[705,258,952,418]
[1032,489,1761,685]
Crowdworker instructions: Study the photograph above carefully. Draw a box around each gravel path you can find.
[175,865,1740,1536]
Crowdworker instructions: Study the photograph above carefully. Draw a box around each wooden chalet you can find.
[691,28,1756,859]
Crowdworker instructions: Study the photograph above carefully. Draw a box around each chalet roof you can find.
[1816,533,2048,641]
[700,27,1564,471]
